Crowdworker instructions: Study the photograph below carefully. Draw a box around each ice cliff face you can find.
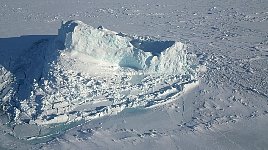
[0,21,198,125]
[56,20,188,74]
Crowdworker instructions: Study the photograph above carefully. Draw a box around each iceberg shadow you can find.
[0,35,58,121]
[130,39,175,56]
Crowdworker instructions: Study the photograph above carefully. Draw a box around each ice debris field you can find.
[0,21,199,126]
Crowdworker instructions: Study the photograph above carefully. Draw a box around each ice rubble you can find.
[0,21,198,125]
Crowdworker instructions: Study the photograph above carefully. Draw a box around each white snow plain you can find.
[0,0,268,150]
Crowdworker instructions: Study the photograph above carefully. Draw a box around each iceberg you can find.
[56,20,188,74]
[0,20,198,126]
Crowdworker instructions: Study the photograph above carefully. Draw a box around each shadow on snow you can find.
[0,35,60,122]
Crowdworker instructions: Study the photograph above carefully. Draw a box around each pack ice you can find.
[0,20,198,125]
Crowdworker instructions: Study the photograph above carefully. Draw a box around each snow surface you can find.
[0,0,268,150]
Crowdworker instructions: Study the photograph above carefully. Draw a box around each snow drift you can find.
[0,20,198,125]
